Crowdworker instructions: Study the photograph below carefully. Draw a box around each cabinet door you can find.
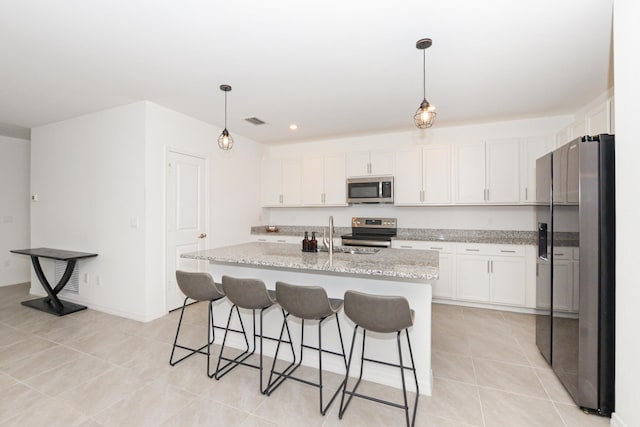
[281,158,302,206]
[370,150,395,175]
[586,100,611,135]
[456,255,491,301]
[521,136,554,203]
[394,148,423,205]
[346,152,371,177]
[422,144,451,204]
[323,153,347,205]
[552,260,573,312]
[556,127,571,148]
[486,138,520,203]
[490,256,526,306]
[301,156,325,206]
[572,259,579,313]
[261,158,282,206]
[569,119,587,140]
[433,252,455,299]
[454,143,486,203]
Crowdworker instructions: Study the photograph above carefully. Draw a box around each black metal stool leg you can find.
[397,331,410,427]
[339,325,360,418]
[406,329,419,427]
[214,304,253,380]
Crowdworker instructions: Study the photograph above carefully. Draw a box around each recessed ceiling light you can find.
[289,124,298,130]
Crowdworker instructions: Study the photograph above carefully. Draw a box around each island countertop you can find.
[182,242,438,281]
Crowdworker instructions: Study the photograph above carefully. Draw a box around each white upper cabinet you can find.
[520,136,554,203]
[394,145,451,205]
[485,138,520,203]
[455,139,520,204]
[454,143,486,204]
[586,98,612,135]
[569,119,587,140]
[346,150,394,177]
[261,157,302,207]
[301,153,347,206]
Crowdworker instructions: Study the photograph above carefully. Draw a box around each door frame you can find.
[164,146,210,313]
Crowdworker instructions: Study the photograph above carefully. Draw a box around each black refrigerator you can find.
[535,134,615,416]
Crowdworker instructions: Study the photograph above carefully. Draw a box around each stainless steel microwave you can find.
[347,176,394,204]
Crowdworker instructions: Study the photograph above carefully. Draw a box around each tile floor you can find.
[0,283,611,427]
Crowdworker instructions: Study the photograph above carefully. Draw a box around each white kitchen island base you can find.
[183,242,437,396]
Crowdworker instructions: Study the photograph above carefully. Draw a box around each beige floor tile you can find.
[554,403,611,427]
[239,415,280,427]
[535,367,574,404]
[203,365,269,412]
[76,419,107,427]
[92,379,197,427]
[479,387,565,427]
[160,395,249,426]
[2,344,83,381]
[415,415,477,426]
[516,336,553,369]
[65,328,132,356]
[0,324,29,347]
[165,352,222,395]
[2,395,90,427]
[23,353,113,396]
[419,378,483,426]
[432,330,471,356]
[467,333,528,365]
[0,372,18,392]
[0,336,58,366]
[474,359,547,399]
[432,351,476,384]
[120,339,176,382]
[253,378,337,427]
[0,383,49,423]
[323,392,413,427]
[58,367,149,417]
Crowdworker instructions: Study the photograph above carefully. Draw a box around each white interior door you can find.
[166,150,208,311]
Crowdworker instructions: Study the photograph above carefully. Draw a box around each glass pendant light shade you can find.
[218,84,233,151]
[414,99,436,128]
[217,128,234,150]
[414,38,436,129]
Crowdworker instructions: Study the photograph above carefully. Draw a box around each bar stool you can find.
[214,275,295,394]
[169,270,226,377]
[339,290,419,427]
[266,281,347,415]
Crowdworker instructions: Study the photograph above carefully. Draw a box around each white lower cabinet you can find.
[391,240,455,299]
[253,235,301,244]
[455,244,527,307]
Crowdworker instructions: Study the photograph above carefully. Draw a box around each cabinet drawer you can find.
[391,240,455,253]
[455,243,524,257]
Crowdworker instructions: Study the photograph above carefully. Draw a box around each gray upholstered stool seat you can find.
[266,282,347,415]
[169,270,226,377]
[339,290,419,427]
[214,275,294,394]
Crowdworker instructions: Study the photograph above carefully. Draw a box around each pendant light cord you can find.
[224,91,228,129]
[422,48,426,100]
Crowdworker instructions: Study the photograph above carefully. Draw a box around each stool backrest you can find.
[275,281,333,320]
[221,275,274,309]
[344,290,413,333]
[175,270,224,301]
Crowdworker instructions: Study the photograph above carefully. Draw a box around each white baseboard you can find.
[433,298,537,314]
[610,413,628,427]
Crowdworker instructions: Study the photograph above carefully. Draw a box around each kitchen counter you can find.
[250,226,579,247]
[181,242,436,396]
[182,242,438,281]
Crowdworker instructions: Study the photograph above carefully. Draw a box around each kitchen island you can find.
[182,242,437,395]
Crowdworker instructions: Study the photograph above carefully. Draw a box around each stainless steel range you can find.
[341,217,397,248]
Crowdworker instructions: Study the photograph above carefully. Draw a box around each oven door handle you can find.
[341,238,391,248]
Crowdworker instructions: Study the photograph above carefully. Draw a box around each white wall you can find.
[30,103,148,319]
[0,136,30,286]
[266,115,573,231]
[612,1,640,426]
[30,101,265,321]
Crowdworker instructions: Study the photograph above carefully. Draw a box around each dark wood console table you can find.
[10,248,98,316]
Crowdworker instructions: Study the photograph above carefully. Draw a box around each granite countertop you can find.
[182,242,438,281]
[251,226,579,247]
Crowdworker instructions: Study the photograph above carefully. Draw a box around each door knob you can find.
[198,233,207,239]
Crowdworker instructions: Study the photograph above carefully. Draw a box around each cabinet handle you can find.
[487,260,490,273]
[491,260,493,273]
[486,188,490,201]
[279,194,283,204]
[465,248,480,252]
[536,263,539,276]
[525,187,528,200]
[555,253,564,256]
[277,239,286,243]
[430,247,443,250]
[500,250,516,253]
[258,238,267,242]
[400,245,413,249]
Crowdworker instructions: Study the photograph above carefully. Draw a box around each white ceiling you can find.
[0,0,613,144]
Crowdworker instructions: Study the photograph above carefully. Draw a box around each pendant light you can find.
[414,38,436,129]
[217,84,234,150]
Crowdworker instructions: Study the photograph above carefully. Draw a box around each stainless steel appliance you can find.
[341,217,397,248]
[535,134,615,416]
[346,176,394,204]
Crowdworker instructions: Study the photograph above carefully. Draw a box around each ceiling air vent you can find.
[244,117,267,125]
